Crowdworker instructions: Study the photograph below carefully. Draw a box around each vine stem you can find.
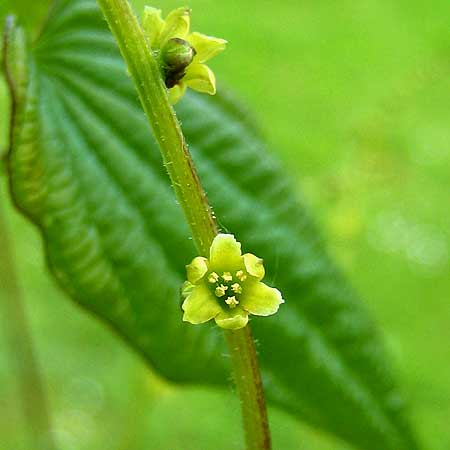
[0,197,57,450]
[225,327,271,450]
[95,0,271,448]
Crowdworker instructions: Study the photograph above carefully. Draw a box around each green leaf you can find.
[2,1,417,449]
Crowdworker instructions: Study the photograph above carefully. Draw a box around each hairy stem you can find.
[0,198,57,450]
[226,327,271,450]
[96,0,216,255]
[96,0,271,447]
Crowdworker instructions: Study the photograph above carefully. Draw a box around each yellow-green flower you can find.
[142,6,227,104]
[182,234,284,330]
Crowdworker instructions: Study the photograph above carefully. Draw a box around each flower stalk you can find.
[96,0,271,448]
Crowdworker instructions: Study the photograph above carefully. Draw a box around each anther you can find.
[231,283,242,294]
[236,270,247,282]
[215,284,228,297]
[208,272,219,283]
[222,272,232,282]
[225,296,239,308]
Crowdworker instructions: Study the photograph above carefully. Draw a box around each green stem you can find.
[96,0,271,448]
[0,198,57,450]
[96,0,216,256]
[225,327,271,450]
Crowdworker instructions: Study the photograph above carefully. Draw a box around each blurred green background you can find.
[0,0,448,448]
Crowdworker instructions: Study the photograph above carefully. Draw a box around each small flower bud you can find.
[161,38,196,88]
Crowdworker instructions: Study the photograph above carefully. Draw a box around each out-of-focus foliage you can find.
[0,0,448,449]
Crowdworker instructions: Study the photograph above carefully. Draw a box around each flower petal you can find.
[186,256,208,283]
[181,281,195,298]
[184,63,216,95]
[160,7,190,45]
[240,281,284,316]
[215,308,248,330]
[167,82,187,104]
[188,32,227,63]
[209,234,243,273]
[142,6,164,47]
[182,284,222,324]
[243,253,265,281]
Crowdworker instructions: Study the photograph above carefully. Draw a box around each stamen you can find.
[215,284,228,297]
[231,283,242,294]
[225,296,239,308]
[236,270,247,282]
[208,272,219,283]
[222,272,232,282]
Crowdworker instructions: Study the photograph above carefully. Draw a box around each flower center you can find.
[207,270,246,309]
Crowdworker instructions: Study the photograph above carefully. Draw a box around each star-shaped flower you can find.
[182,234,284,330]
[142,6,227,104]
